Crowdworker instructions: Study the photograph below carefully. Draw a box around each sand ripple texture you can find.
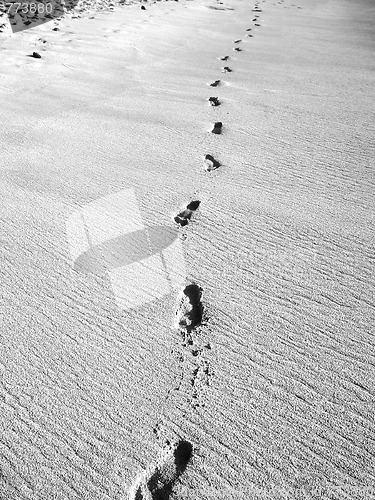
[0,0,374,498]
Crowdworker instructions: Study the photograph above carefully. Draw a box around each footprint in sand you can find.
[233,47,242,52]
[174,200,200,227]
[175,284,204,333]
[208,96,220,106]
[211,121,223,134]
[254,23,261,26]
[204,154,220,171]
[209,79,221,87]
[220,55,229,61]
[221,66,232,73]
[128,440,193,500]
[233,39,242,43]
[208,5,234,10]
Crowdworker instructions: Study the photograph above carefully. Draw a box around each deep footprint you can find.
[209,79,221,87]
[130,441,193,500]
[208,96,220,106]
[204,154,220,171]
[175,284,203,333]
[222,66,232,73]
[174,200,200,226]
[211,121,222,134]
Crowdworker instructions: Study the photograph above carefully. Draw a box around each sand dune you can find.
[0,0,374,498]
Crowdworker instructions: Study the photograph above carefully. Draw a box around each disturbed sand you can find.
[0,0,374,498]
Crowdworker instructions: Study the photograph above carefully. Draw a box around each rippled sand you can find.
[0,0,374,498]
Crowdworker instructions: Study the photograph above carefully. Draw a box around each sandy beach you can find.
[1,0,374,498]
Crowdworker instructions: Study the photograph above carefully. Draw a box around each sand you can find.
[0,0,374,498]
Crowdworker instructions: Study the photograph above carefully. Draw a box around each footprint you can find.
[208,96,220,106]
[233,47,242,52]
[247,34,253,37]
[233,39,242,43]
[254,23,261,26]
[209,79,221,87]
[246,28,252,31]
[219,55,229,61]
[208,5,234,10]
[174,200,200,227]
[129,440,193,500]
[204,154,220,172]
[175,284,203,333]
[211,121,222,134]
[221,66,232,73]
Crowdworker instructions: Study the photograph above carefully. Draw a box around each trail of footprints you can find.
[171,2,267,406]
[0,1,297,498]
[4,0,267,498]
[130,2,267,498]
